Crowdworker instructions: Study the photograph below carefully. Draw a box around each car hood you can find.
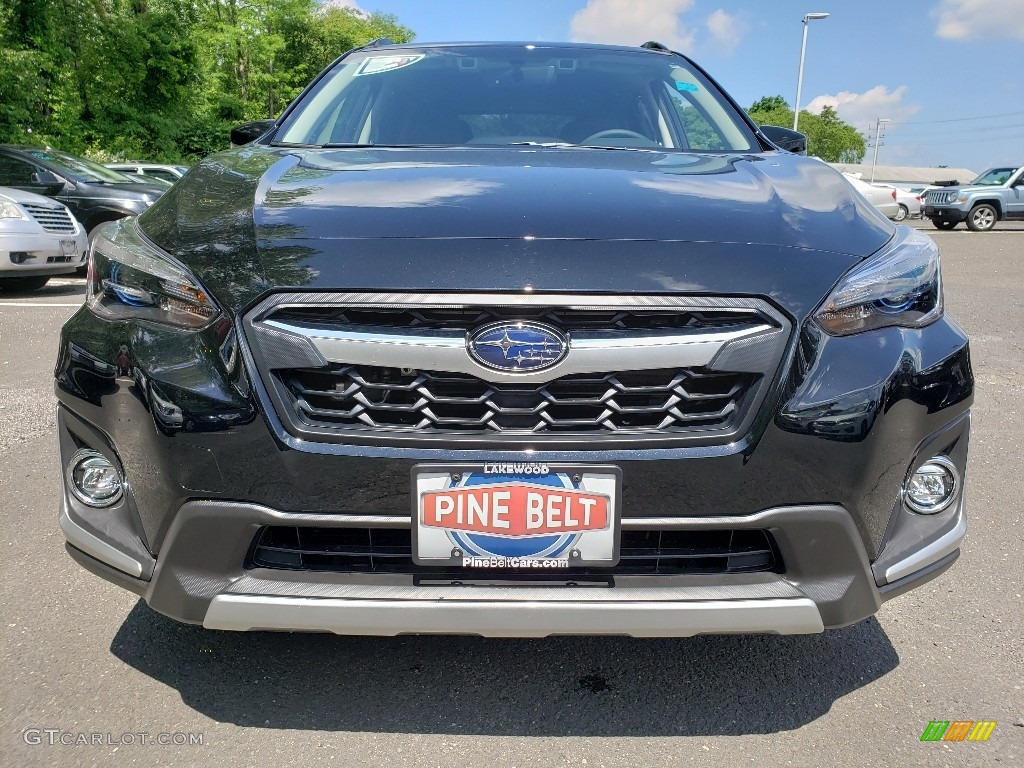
[140,146,894,318]
[0,185,70,207]
[937,184,1002,194]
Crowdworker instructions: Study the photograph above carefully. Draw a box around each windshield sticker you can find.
[355,54,425,76]
[675,81,699,92]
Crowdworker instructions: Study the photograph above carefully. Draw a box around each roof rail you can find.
[640,41,670,51]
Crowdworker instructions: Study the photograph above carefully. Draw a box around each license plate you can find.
[60,239,77,256]
[412,463,621,568]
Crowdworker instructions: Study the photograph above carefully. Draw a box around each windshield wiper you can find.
[303,141,662,151]
[506,141,578,148]
[319,143,451,149]
[506,141,662,152]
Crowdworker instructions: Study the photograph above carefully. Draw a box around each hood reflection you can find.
[266,174,501,209]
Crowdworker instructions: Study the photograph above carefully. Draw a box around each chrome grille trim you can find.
[924,190,957,205]
[248,292,784,313]
[21,203,77,234]
[259,318,774,384]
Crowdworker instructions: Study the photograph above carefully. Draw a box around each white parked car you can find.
[0,186,88,292]
[875,185,923,221]
[105,163,188,186]
[841,174,899,220]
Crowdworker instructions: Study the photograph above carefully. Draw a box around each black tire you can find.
[932,219,956,230]
[966,203,997,232]
[894,204,908,222]
[0,275,50,292]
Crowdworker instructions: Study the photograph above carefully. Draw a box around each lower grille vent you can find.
[249,526,781,576]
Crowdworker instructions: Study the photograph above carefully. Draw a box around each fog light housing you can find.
[904,456,959,514]
[67,449,123,507]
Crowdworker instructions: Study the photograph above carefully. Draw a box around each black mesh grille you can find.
[249,526,781,576]
[21,203,76,234]
[277,365,757,433]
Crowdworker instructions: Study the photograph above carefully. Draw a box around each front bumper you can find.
[61,495,965,636]
[924,205,968,224]
[202,594,827,637]
[54,289,974,636]
[0,230,87,277]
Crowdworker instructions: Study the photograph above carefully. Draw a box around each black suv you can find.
[0,145,166,240]
[55,41,972,637]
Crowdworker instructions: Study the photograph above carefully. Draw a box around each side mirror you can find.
[32,170,66,192]
[230,119,276,146]
[760,125,808,155]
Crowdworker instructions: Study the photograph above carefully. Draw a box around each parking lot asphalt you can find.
[1,221,1022,768]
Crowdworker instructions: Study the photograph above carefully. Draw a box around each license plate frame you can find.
[411,463,621,568]
[60,239,77,256]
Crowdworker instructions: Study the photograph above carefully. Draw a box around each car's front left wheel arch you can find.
[966,203,998,232]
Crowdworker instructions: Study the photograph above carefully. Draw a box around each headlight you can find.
[87,219,220,329]
[0,200,27,219]
[814,227,942,336]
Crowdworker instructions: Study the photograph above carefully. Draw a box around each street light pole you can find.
[870,118,890,182]
[793,12,830,132]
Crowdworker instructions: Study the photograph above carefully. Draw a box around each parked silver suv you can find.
[923,166,1024,231]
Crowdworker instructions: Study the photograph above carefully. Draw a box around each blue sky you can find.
[341,0,1024,172]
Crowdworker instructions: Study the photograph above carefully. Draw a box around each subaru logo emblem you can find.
[468,322,568,372]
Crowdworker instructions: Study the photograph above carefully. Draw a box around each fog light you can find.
[67,449,123,507]
[904,456,959,514]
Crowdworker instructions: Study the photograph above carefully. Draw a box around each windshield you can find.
[970,167,1018,186]
[27,149,135,183]
[275,45,756,152]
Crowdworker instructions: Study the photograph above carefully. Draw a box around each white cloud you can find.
[320,0,367,16]
[705,9,744,54]
[805,86,920,130]
[569,0,698,52]
[933,0,1024,40]
[569,1,747,54]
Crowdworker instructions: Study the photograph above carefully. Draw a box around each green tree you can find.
[0,0,414,162]
[748,96,866,163]
[0,0,84,147]
[0,0,202,159]
[195,1,412,122]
